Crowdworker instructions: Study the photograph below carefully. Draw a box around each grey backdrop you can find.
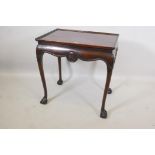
[0,26,155,79]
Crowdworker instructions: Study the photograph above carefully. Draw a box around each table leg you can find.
[100,63,113,118]
[36,50,48,104]
[108,88,112,94]
[57,57,63,85]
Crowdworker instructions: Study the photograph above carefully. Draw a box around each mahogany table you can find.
[35,28,119,118]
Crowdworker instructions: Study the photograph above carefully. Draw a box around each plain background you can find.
[1,26,155,78]
[0,26,155,129]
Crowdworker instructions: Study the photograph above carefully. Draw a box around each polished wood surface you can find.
[36,28,119,119]
[36,29,119,50]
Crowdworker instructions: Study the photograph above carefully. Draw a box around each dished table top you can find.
[36,29,119,50]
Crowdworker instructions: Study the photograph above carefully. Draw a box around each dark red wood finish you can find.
[36,28,119,118]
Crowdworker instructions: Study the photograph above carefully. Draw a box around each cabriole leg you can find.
[36,49,48,104]
[57,57,63,85]
[108,88,112,94]
[100,63,113,118]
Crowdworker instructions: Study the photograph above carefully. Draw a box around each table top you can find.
[36,29,119,50]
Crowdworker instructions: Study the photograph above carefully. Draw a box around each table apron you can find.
[36,44,115,65]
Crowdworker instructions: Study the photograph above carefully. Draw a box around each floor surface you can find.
[0,74,155,129]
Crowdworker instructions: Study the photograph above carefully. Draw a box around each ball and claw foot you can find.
[40,96,48,105]
[108,88,112,94]
[57,79,63,85]
[100,110,107,118]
